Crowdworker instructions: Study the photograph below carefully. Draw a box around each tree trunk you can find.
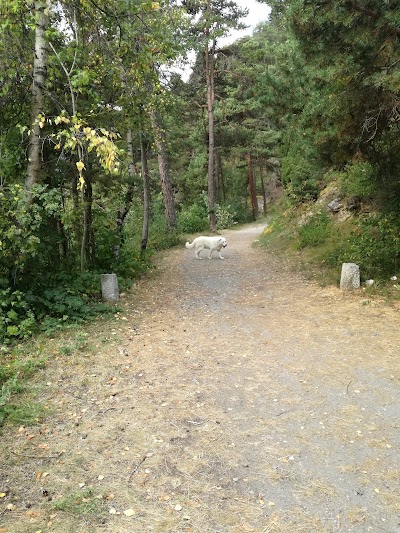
[140,129,151,252]
[26,0,49,193]
[259,162,267,216]
[56,218,68,261]
[80,175,93,272]
[215,148,220,204]
[114,129,136,262]
[247,151,258,221]
[205,36,216,232]
[150,109,176,230]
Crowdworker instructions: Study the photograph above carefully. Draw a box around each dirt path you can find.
[1,223,400,533]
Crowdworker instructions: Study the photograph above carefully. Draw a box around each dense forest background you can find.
[1,0,400,343]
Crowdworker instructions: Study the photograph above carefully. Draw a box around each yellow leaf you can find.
[0,493,6,498]
[76,161,85,173]
[123,508,136,516]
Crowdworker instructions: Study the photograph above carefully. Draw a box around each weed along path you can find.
[1,223,400,533]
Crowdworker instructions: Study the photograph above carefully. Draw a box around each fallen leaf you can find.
[109,507,117,515]
[174,504,182,511]
[0,493,6,498]
[123,508,135,516]
[98,475,105,480]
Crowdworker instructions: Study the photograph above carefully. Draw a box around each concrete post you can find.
[101,273,119,302]
[340,263,360,290]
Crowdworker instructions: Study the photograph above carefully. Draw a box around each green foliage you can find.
[178,203,208,233]
[215,203,238,230]
[0,184,62,283]
[281,150,320,203]
[338,161,377,200]
[341,214,400,280]
[0,272,115,344]
[0,289,35,342]
[298,212,330,249]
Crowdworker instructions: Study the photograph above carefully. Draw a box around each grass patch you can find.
[52,488,106,517]
[298,212,330,249]
[0,352,47,427]
[2,400,46,426]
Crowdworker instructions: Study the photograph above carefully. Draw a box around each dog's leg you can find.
[195,248,202,260]
[218,251,225,260]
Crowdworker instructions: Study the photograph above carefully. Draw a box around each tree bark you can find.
[247,151,258,221]
[80,175,93,272]
[26,0,49,193]
[114,129,136,262]
[140,128,151,252]
[205,35,217,232]
[259,162,267,216]
[150,109,176,230]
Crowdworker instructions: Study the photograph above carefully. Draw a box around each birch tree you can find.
[26,0,49,193]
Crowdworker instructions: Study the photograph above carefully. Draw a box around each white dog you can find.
[185,236,227,260]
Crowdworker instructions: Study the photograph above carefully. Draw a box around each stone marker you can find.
[340,263,360,290]
[101,273,119,302]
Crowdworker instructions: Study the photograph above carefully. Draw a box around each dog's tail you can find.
[185,241,194,249]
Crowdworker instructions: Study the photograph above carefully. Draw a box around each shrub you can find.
[0,289,36,342]
[339,161,376,200]
[215,204,238,230]
[178,203,208,233]
[340,213,400,279]
[281,153,320,203]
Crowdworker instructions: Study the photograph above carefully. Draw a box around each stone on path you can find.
[101,273,119,302]
[340,263,360,290]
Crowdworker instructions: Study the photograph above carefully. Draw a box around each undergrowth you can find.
[260,195,400,294]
